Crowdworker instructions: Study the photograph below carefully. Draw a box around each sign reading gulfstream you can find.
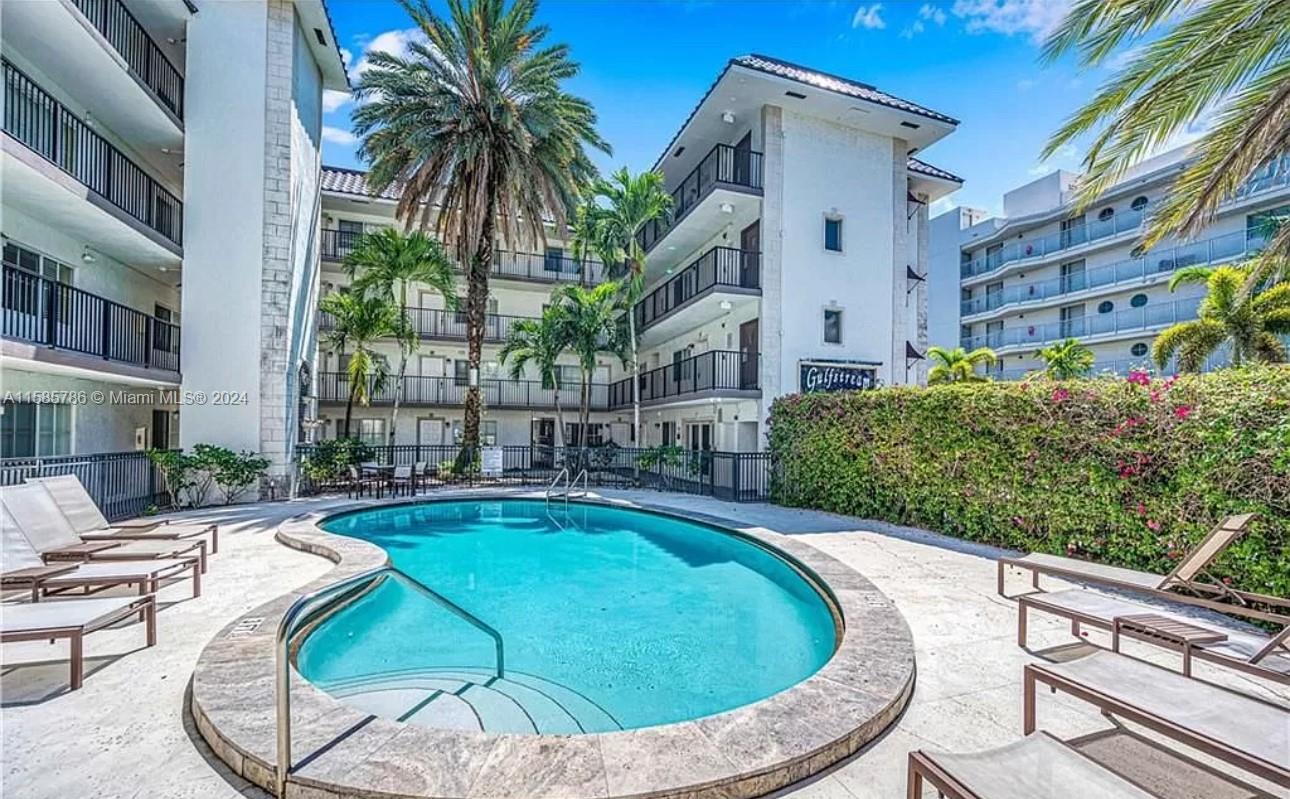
[798,361,878,393]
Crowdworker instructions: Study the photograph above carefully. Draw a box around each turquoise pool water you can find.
[296,500,836,732]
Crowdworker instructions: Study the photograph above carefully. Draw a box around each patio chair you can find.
[346,465,376,498]
[1024,650,1289,788]
[27,474,218,555]
[997,514,1287,621]
[389,465,414,497]
[1,504,201,601]
[906,731,1159,799]
[1015,587,1289,685]
[0,484,208,573]
[0,594,156,690]
[413,461,428,492]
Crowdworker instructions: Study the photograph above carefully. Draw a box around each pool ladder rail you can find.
[275,565,504,797]
[545,467,588,507]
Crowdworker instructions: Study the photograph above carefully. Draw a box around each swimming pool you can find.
[296,499,837,734]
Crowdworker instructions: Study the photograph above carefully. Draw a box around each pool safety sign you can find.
[798,360,878,393]
[481,446,504,477]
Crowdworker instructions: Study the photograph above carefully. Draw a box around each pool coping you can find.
[190,490,917,799]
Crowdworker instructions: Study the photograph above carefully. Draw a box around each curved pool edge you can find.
[190,490,917,799]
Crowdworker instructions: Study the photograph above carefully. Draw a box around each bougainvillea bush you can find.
[769,366,1289,597]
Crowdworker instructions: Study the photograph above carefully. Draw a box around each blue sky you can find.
[320,0,1142,218]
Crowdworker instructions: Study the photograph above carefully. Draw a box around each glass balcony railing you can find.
[636,143,764,253]
[961,296,1202,352]
[961,229,1265,317]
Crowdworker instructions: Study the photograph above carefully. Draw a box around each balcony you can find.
[636,144,764,255]
[320,228,607,285]
[319,306,537,344]
[2,61,183,259]
[961,229,1263,319]
[609,350,760,410]
[316,372,610,411]
[2,264,181,376]
[961,296,1201,353]
[635,246,761,341]
[69,0,184,120]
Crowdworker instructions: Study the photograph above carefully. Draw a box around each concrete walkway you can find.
[1,491,1284,798]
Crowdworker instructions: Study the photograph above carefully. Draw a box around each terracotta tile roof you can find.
[320,165,402,200]
[733,54,959,125]
[907,157,963,183]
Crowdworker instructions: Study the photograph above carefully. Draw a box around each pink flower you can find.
[1051,387,1070,403]
[1135,503,1147,516]
[1127,370,1151,387]
[1147,519,1161,532]
[1174,405,1193,420]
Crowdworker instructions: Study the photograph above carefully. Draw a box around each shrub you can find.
[300,438,373,482]
[768,367,1290,597]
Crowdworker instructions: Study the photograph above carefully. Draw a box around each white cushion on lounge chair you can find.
[49,559,193,580]
[25,475,114,535]
[0,596,145,634]
[1,503,44,570]
[0,484,82,552]
[920,732,1157,799]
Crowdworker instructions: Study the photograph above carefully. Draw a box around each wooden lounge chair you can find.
[1017,587,1289,684]
[1,505,201,601]
[1,485,207,573]
[28,474,219,555]
[0,594,156,690]
[906,731,1159,799]
[998,514,1288,623]
[1024,651,1289,788]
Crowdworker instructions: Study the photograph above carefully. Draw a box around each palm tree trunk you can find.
[629,310,641,451]
[459,206,495,471]
[389,282,409,447]
[553,379,567,450]
[344,383,356,438]
[580,368,591,469]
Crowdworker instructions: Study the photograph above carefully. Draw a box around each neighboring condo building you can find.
[937,148,1289,379]
[313,54,961,452]
[1,0,346,479]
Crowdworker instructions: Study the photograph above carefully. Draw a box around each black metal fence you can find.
[0,451,172,521]
[3,265,181,371]
[71,0,184,118]
[635,246,761,331]
[610,350,759,408]
[637,143,764,251]
[297,445,775,503]
[316,372,610,410]
[319,306,538,344]
[2,60,183,245]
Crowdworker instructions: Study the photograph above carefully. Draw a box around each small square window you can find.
[824,218,843,252]
[823,309,843,344]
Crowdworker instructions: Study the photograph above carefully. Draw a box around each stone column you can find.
[914,196,931,385]
[758,105,785,449]
[890,140,911,385]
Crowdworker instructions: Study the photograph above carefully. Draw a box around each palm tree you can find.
[319,292,397,437]
[498,307,571,449]
[567,203,603,287]
[926,345,998,384]
[1035,338,1094,380]
[552,281,625,452]
[1152,264,1290,371]
[345,228,457,447]
[1042,0,1290,279]
[587,168,674,448]
[353,0,609,466]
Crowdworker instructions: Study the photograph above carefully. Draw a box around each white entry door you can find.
[418,356,445,404]
[418,418,447,447]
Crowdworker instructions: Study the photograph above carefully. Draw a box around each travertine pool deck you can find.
[2,490,1286,799]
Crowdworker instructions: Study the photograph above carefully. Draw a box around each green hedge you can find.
[768,366,1290,598]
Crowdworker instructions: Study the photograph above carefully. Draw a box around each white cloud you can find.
[919,3,948,25]
[322,90,352,113]
[950,0,1071,43]
[852,3,886,30]
[348,28,423,82]
[322,126,358,146]
[900,20,926,38]
[1027,143,1078,176]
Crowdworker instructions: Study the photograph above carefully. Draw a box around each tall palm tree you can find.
[552,281,625,451]
[926,345,998,384]
[566,203,603,287]
[345,228,457,447]
[1152,264,1290,371]
[587,168,674,447]
[353,0,609,466]
[1042,0,1290,281]
[319,292,397,438]
[498,307,571,449]
[1035,338,1095,380]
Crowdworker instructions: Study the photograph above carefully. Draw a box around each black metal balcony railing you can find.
[3,265,181,372]
[319,306,538,343]
[71,0,184,119]
[637,144,765,252]
[635,246,760,331]
[3,61,183,246]
[319,228,607,285]
[609,350,759,409]
[316,372,610,411]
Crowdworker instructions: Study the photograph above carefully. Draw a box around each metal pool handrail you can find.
[545,467,570,506]
[275,565,504,797]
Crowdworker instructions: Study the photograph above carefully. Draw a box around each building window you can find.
[1131,196,1149,212]
[481,420,498,446]
[1247,205,1289,245]
[544,247,565,273]
[1098,301,1114,314]
[356,418,386,446]
[823,308,843,344]
[1131,343,1149,357]
[454,360,471,386]
[1097,208,1115,222]
[1,402,72,458]
[3,240,74,283]
[1130,293,1149,308]
[823,217,843,252]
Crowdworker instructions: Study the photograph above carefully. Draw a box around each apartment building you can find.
[939,148,1289,379]
[313,55,961,452]
[1,0,346,477]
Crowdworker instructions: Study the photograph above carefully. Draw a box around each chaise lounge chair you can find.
[0,485,207,573]
[28,474,219,555]
[1024,650,1289,788]
[0,594,156,690]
